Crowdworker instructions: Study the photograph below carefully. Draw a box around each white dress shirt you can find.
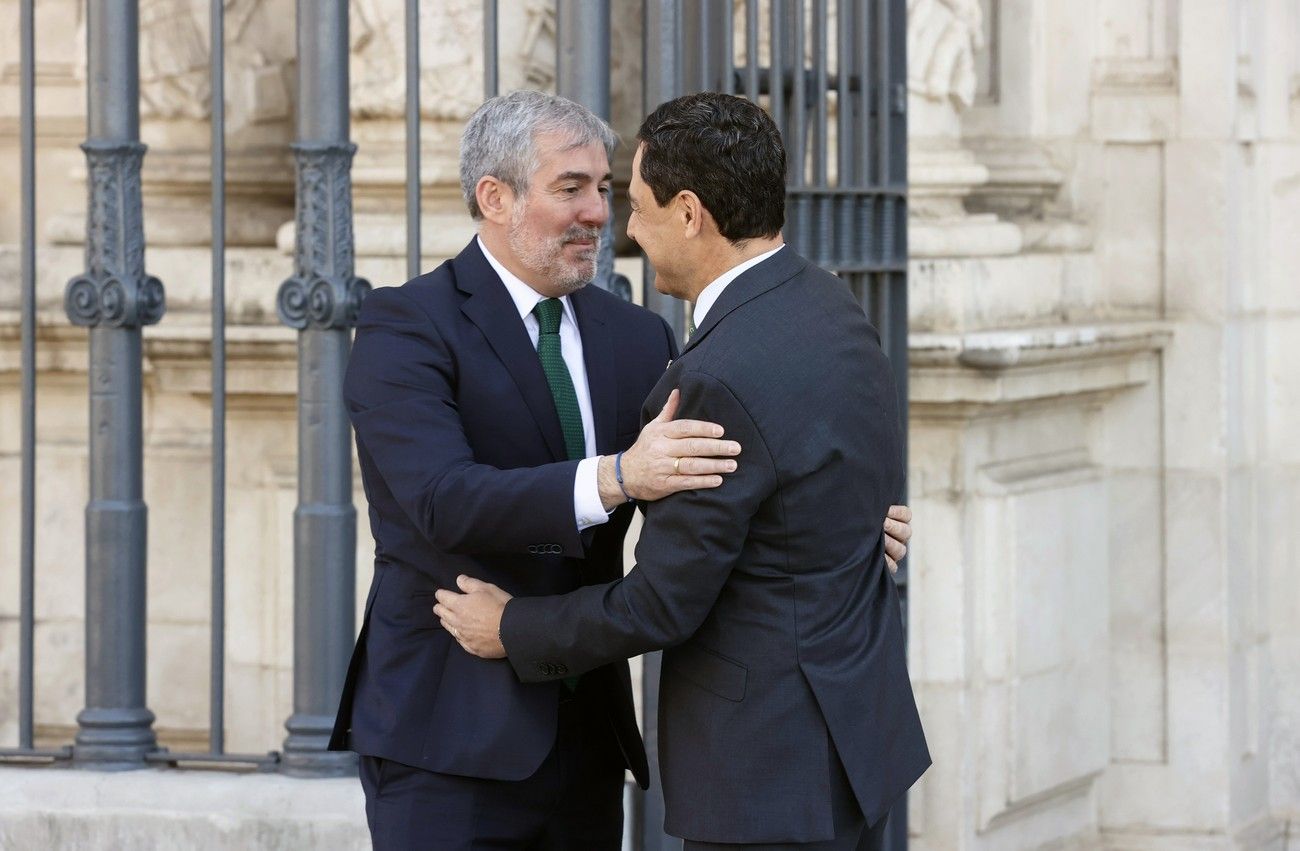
[692,244,785,329]
[478,237,609,530]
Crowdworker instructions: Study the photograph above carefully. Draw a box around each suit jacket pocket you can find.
[666,643,747,702]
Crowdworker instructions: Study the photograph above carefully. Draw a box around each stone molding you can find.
[910,321,1172,416]
[1090,58,1181,143]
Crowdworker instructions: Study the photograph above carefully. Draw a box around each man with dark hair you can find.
[438,92,930,850]
[335,90,916,850]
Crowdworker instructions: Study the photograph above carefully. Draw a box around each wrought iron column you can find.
[556,0,629,300]
[641,0,686,339]
[65,0,164,769]
[681,0,732,95]
[277,0,368,777]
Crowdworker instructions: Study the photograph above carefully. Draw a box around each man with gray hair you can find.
[330,90,913,849]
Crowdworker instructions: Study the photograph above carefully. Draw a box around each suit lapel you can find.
[571,287,618,455]
[680,246,809,357]
[453,239,567,462]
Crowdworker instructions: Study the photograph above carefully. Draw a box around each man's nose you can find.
[578,187,610,228]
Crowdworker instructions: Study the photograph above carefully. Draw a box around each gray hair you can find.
[459,90,618,220]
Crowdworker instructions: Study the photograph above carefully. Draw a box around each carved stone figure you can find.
[350,0,486,121]
[138,0,295,133]
[907,0,985,110]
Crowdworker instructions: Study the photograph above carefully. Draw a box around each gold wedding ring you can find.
[673,457,681,474]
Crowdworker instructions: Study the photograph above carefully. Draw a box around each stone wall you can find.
[0,1,1297,849]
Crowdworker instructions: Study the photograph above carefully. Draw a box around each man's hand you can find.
[883,504,912,576]
[434,576,512,659]
[597,389,742,509]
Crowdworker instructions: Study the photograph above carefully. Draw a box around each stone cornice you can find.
[0,314,1172,416]
[910,321,1171,417]
[0,312,297,404]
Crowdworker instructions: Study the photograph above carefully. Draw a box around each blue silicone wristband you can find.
[614,451,633,503]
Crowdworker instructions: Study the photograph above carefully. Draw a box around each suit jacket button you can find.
[536,663,549,674]
[549,544,562,554]
[527,545,538,554]
[554,664,568,675]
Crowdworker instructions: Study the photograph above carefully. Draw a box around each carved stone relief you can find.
[518,0,558,92]
[908,0,985,110]
[138,0,295,134]
[350,0,485,121]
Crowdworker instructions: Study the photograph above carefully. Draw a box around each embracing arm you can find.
[497,369,778,679]
[349,288,741,557]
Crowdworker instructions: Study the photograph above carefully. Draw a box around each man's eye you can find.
[598,185,612,196]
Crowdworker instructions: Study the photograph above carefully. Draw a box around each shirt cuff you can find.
[574,456,612,531]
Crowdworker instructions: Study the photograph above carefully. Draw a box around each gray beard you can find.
[507,211,600,294]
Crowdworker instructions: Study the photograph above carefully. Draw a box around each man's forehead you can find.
[534,133,608,170]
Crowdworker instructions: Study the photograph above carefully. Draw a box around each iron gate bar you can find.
[640,0,687,341]
[744,0,760,100]
[556,0,629,298]
[557,0,611,111]
[406,0,421,281]
[790,0,806,181]
[277,0,364,777]
[813,0,832,264]
[681,0,731,96]
[769,1,785,142]
[67,0,165,769]
[484,0,498,100]
[209,0,227,757]
[17,0,36,754]
[837,0,854,267]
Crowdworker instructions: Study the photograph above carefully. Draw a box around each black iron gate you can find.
[6,0,908,847]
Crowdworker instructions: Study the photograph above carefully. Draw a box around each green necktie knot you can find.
[534,298,564,335]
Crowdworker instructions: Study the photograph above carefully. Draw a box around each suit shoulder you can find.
[585,284,663,325]
[582,285,676,350]
[357,261,456,324]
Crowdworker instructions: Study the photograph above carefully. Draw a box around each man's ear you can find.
[677,190,706,239]
[476,176,514,226]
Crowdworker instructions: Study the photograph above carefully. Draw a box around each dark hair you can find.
[636,93,786,242]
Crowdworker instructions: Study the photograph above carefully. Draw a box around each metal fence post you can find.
[555,0,630,300]
[640,0,686,340]
[277,0,368,777]
[65,0,164,770]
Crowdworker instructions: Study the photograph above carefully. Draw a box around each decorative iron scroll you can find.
[65,142,166,328]
[278,142,371,330]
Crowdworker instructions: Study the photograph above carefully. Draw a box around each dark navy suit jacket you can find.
[501,248,931,843]
[328,238,674,788]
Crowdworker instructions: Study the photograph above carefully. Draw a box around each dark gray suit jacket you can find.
[500,247,930,844]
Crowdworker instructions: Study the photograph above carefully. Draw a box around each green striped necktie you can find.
[533,298,585,691]
[530,300,587,691]
[532,298,586,461]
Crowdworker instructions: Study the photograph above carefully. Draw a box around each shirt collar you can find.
[477,235,573,324]
[693,244,785,329]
